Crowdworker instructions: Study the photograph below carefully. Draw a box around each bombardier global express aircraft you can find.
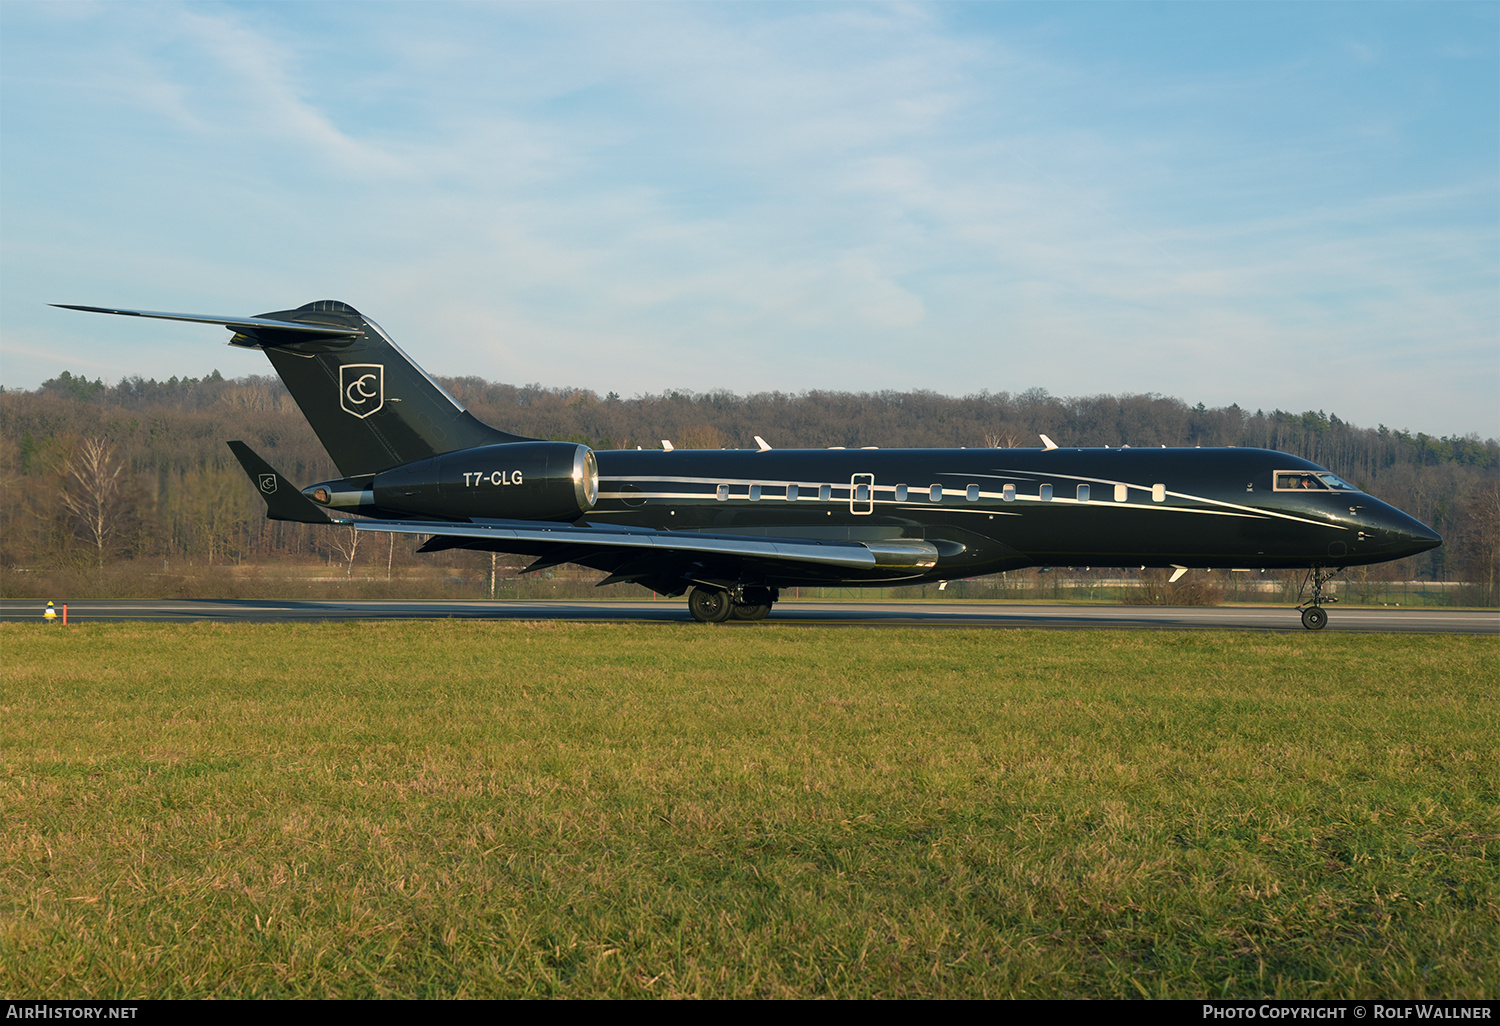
[57,301,1441,629]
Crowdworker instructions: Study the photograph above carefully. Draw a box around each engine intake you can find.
[369,442,598,521]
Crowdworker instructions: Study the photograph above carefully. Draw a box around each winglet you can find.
[661,440,674,451]
[1039,434,1058,450]
[227,441,332,523]
[754,435,772,451]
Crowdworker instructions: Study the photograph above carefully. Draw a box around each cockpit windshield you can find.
[1274,470,1360,492]
[1315,472,1358,491]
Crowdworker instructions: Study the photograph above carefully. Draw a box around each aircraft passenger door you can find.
[850,473,875,515]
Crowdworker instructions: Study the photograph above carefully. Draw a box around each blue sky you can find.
[2,2,1495,439]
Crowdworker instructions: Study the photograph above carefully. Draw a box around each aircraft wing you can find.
[344,517,940,572]
[225,442,938,586]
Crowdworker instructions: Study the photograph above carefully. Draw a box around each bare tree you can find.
[1454,484,1500,604]
[181,466,247,565]
[328,523,360,577]
[678,423,724,449]
[60,437,125,570]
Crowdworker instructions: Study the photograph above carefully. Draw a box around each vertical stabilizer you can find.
[232,301,531,476]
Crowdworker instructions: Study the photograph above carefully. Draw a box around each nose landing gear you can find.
[1298,567,1337,631]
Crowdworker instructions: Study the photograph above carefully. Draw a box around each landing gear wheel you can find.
[687,586,733,623]
[1298,566,1336,631]
[730,603,771,621]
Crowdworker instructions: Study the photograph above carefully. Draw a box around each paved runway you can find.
[2,598,1494,633]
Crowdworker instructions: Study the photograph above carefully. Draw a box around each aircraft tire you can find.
[1301,606,1328,631]
[730,602,771,621]
[688,586,733,624]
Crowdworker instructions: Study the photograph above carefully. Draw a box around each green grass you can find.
[2,623,1496,998]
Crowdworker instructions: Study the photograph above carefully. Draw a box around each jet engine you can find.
[306,442,598,522]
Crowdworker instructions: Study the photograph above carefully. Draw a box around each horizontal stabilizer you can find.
[227,441,332,523]
[52,304,363,342]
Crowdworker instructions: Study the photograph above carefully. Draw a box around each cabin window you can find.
[930,484,943,502]
[819,484,832,502]
[1114,483,1128,502]
[1077,484,1090,502]
[786,484,798,501]
[966,484,980,502]
[716,484,729,501]
[895,484,908,501]
[1152,483,1166,503]
[1002,483,1016,502]
[855,483,870,502]
[1039,484,1053,501]
[749,484,762,501]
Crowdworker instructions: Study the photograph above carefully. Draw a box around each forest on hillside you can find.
[2,368,1496,602]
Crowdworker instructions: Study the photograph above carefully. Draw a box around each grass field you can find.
[2,622,1495,999]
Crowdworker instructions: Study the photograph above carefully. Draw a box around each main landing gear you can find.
[1298,567,1337,631]
[687,585,777,624]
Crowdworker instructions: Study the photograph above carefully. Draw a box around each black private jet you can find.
[57,301,1441,629]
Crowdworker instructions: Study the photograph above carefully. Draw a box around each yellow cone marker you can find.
[44,601,57,622]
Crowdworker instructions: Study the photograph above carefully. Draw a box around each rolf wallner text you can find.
[1205,1008,1492,1020]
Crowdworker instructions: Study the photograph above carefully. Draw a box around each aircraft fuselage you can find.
[581,445,1438,585]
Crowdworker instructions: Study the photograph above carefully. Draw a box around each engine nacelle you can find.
[370,442,598,521]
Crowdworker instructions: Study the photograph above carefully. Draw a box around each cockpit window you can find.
[1274,470,1358,492]
[1315,472,1358,491]
[1275,471,1328,492]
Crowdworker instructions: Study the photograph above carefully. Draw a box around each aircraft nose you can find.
[1371,506,1441,558]
[1402,520,1443,554]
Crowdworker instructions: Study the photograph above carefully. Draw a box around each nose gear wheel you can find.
[1297,567,1337,631]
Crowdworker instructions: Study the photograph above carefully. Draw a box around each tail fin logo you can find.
[258,474,277,494]
[340,364,385,419]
